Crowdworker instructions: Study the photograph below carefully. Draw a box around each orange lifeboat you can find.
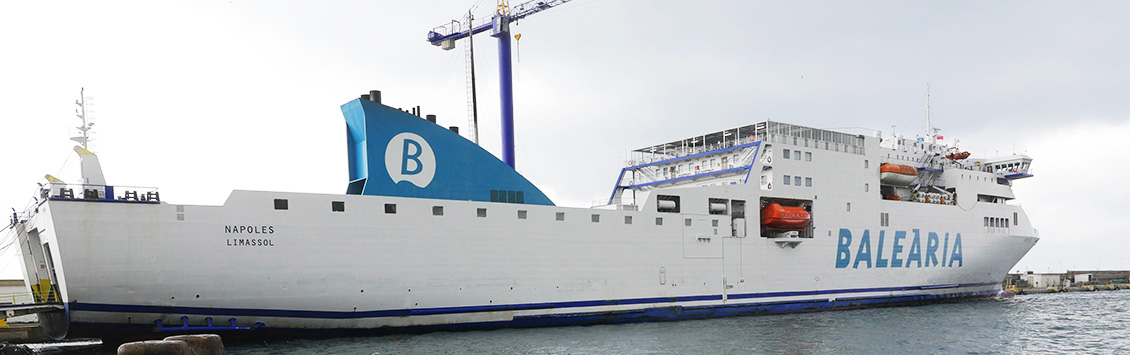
[879,163,918,186]
[760,203,811,231]
[946,151,971,160]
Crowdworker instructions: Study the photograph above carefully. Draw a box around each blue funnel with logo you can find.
[341,97,553,206]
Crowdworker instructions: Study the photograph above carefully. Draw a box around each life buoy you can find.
[767,183,772,189]
[766,156,772,163]
[748,136,755,143]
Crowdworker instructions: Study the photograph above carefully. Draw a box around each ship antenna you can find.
[71,87,94,150]
[925,83,934,144]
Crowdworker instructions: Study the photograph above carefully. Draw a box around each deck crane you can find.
[427,0,573,169]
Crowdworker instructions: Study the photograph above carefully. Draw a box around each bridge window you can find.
[332,201,345,212]
[274,199,288,210]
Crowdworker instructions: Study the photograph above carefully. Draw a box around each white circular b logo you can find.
[385,133,436,188]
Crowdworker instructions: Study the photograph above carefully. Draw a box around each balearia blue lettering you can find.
[926,232,940,267]
[835,229,852,268]
[875,230,889,268]
[948,233,963,267]
[905,229,922,268]
[942,233,950,267]
[853,230,872,269]
[890,230,906,267]
[835,228,963,269]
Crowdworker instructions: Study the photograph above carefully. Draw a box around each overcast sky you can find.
[0,0,1127,278]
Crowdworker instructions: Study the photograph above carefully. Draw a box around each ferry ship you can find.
[5,90,1038,341]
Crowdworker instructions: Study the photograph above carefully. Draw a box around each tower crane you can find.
[427,0,573,169]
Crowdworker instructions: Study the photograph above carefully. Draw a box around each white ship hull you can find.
[11,96,1038,340]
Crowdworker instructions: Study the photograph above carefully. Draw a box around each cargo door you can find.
[39,243,60,302]
[731,200,746,237]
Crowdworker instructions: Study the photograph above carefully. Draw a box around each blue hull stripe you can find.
[67,282,1000,320]
[65,289,1001,338]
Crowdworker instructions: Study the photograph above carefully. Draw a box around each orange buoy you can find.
[760,203,811,231]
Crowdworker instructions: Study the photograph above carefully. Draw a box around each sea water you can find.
[35,291,1130,354]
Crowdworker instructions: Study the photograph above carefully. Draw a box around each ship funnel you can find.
[369,90,381,103]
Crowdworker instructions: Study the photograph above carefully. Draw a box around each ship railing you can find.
[0,289,61,306]
[41,183,160,204]
[628,135,761,166]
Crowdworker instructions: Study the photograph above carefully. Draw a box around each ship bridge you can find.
[603,121,867,208]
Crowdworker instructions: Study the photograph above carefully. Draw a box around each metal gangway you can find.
[0,288,65,320]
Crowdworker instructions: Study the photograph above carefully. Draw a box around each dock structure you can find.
[1003,270,1130,294]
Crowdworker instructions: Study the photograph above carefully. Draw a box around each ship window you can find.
[881,212,889,227]
[332,201,345,212]
[712,219,719,227]
[805,177,812,187]
[864,160,869,168]
[518,210,528,219]
[385,204,397,214]
[274,199,288,210]
[805,152,812,161]
[783,175,791,185]
[794,151,801,160]
[685,218,692,226]
[783,149,791,159]
[847,202,851,212]
[865,183,869,192]
[984,217,989,227]
[591,214,600,223]
[477,208,487,218]
[432,206,444,216]
[625,216,633,224]
[655,217,663,226]
[1014,212,1018,226]
[556,212,565,221]
[794,176,801,186]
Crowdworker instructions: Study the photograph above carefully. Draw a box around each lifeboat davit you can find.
[879,163,918,186]
[760,203,811,231]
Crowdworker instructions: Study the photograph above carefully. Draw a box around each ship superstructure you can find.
[5,91,1038,341]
